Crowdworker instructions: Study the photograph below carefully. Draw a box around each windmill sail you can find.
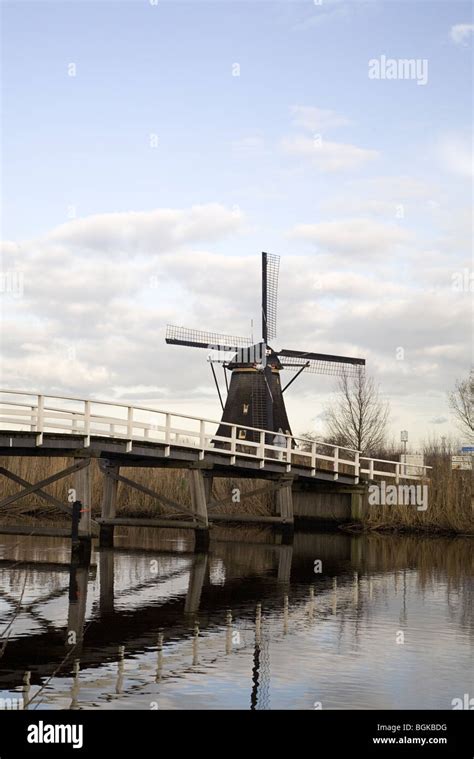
[278,348,365,377]
[262,252,279,343]
[166,325,252,352]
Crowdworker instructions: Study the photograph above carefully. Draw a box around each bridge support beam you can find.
[350,491,367,521]
[99,460,120,548]
[188,469,210,552]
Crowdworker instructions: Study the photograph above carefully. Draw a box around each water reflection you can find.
[0,528,472,709]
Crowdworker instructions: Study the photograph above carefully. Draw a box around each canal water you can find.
[0,528,472,710]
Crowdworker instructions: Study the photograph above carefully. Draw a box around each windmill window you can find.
[242,403,249,415]
[238,429,246,439]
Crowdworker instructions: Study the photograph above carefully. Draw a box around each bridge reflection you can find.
[0,529,471,710]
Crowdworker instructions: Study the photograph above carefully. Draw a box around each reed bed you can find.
[361,453,472,534]
[0,452,471,534]
[0,457,274,519]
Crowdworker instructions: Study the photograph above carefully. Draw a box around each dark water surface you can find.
[0,528,472,710]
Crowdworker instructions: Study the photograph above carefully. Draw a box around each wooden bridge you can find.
[0,389,431,557]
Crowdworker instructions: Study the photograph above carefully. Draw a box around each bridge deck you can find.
[0,431,359,486]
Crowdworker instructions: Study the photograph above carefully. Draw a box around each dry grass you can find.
[0,457,274,520]
[361,453,473,534]
[0,452,471,533]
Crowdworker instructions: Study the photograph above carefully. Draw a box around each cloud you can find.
[281,135,378,172]
[429,416,449,425]
[1,202,470,444]
[47,204,244,255]
[0,203,247,396]
[289,217,410,256]
[437,133,473,178]
[450,23,474,46]
[290,105,351,132]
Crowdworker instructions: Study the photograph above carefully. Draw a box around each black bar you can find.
[0,711,471,757]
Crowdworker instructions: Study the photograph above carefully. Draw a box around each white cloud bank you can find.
[0,198,470,443]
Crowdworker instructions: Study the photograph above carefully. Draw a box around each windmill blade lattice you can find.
[279,349,365,377]
[262,253,279,342]
[166,325,253,352]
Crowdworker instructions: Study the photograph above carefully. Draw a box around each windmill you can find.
[165,252,365,443]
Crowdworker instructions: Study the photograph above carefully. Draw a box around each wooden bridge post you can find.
[275,478,294,540]
[71,500,91,565]
[203,474,213,505]
[188,468,210,552]
[73,457,92,533]
[350,490,366,521]
[72,459,92,565]
[99,459,119,547]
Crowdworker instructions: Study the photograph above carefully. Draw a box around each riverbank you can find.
[0,454,471,535]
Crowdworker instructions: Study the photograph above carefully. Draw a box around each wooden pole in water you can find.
[226,610,233,654]
[70,500,90,565]
[283,595,289,635]
[192,623,199,666]
[99,549,115,617]
[255,603,262,646]
[70,659,80,710]
[156,633,164,683]
[22,671,31,710]
[332,577,338,615]
[308,587,315,620]
[116,645,125,694]
[353,571,359,606]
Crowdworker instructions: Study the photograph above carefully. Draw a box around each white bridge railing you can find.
[0,390,430,483]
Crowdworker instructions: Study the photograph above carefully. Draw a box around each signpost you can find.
[451,455,472,471]
[400,453,424,476]
[400,430,408,456]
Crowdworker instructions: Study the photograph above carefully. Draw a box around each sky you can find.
[0,0,472,448]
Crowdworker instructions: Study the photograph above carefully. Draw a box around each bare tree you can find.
[448,370,474,440]
[324,366,390,454]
